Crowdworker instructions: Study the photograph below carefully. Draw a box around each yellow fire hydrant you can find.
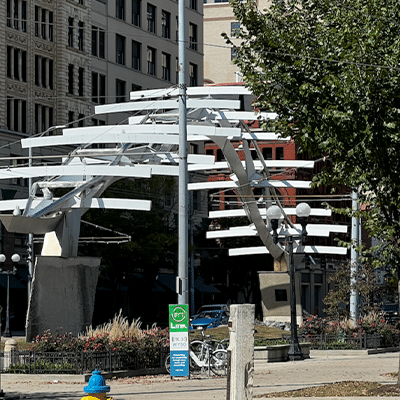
[81,369,113,400]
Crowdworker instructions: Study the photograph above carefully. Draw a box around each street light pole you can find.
[266,202,311,362]
[287,235,303,361]
[0,254,20,338]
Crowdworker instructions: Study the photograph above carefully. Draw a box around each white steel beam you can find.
[189,160,315,171]
[188,180,312,191]
[209,208,332,218]
[0,198,151,212]
[229,246,348,256]
[129,85,253,100]
[95,99,241,115]
[207,224,347,239]
[0,165,153,180]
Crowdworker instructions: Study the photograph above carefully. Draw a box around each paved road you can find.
[1,350,399,399]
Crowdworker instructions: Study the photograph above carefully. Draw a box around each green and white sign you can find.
[169,304,189,331]
[169,304,189,376]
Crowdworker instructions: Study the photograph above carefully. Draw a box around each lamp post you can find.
[266,203,311,361]
[0,254,20,338]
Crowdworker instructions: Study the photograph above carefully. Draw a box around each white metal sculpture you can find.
[0,86,347,260]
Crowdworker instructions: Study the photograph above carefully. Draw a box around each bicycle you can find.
[165,323,228,376]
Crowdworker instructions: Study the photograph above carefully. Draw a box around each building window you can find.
[78,21,84,51]
[116,79,126,103]
[275,289,287,302]
[231,21,240,35]
[190,0,197,10]
[92,26,105,58]
[34,6,39,36]
[21,1,27,32]
[116,0,125,20]
[99,74,106,104]
[41,56,46,87]
[147,47,156,76]
[132,83,142,92]
[276,147,284,160]
[34,104,53,133]
[92,27,97,56]
[262,147,272,160]
[116,34,126,65]
[7,47,27,82]
[34,5,53,40]
[68,17,74,47]
[68,64,74,94]
[162,10,170,39]
[92,72,106,104]
[147,4,156,33]
[49,59,53,89]
[8,0,26,30]
[41,9,46,39]
[7,0,11,27]
[49,12,53,41]
[176,57,179,83]
[35,55,40,85]
[231,47,237,61]
[79,67,84,97]
[34,55,54,89]
[99,29,105,58]
[132,0,141,27]
[189,23,197,51]
[68,111,74,128]
[7,98,27,133]
[162,52,171,81]
[189,63,197,86]
[78,113,85,127]
[13,0,19,29]
[132,40,141,71]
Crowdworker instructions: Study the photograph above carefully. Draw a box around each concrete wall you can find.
[26,256,100,341]
[258,271,302,325]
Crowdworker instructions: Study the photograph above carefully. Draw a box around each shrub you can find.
[32,313,169,354]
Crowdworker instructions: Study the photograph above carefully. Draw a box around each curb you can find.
[1,368,168,384]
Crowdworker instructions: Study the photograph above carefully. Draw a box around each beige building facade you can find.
[203,0,269,84]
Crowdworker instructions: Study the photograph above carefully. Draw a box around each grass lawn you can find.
[255,380,400,397]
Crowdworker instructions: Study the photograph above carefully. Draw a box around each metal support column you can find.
[350,190,359,322]
[178,0,188,305]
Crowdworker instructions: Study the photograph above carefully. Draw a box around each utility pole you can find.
[177,0,188,305]
[27,147,33,301]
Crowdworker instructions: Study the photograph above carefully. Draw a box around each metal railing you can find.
[282,332,400,350]
[0,346,170,374]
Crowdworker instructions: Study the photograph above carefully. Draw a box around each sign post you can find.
[168,304,189,377]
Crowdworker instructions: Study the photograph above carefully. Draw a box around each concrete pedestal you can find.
[227,304,255,400]
[25,256,100,341]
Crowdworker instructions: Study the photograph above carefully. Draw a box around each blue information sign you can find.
[169,304,189,377]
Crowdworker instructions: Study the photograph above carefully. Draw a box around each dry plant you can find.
[83,310,144,340]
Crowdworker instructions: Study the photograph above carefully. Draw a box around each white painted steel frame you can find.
[229,246,348,256]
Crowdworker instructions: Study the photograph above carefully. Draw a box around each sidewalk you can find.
[0,350,399,399]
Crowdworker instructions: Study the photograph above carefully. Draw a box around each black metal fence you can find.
[283,333,400,350]
[1,346,170,374]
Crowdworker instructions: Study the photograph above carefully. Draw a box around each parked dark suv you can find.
[192,304,230,319]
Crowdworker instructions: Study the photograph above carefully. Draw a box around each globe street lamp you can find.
[267,203,311,361]
[0,254,20,338]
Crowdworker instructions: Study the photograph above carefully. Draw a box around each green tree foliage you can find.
[324,262,380,321]
[225,0,400,271]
